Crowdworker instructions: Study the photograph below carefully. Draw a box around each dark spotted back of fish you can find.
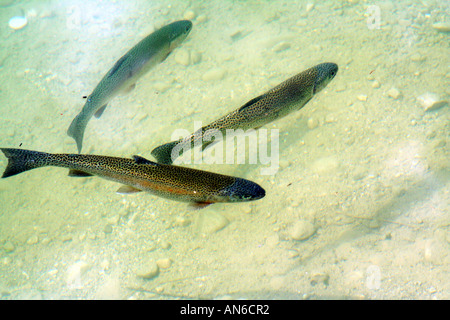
[1,148,265,209]
[151,62,338,164]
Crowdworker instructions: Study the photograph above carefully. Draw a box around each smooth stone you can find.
[307,117,318,129]
[9,16,27,30]
[3,241,15,252]
[387,87,401,99]
[183,10,196,20]
[174,48,190,66]
[357,94,368,101]
[432,22,450,32]
[417,92,443,111]
[311,156,339,174]
[196,14,207,24]
[135,261,159,279]
[153,81,172,93]
[306,3,315,12]
[272,41,291,53]
[202,67,226,81]
[425,100,448,112]
[199,212,229,234]
[371,80,380,88]
[26,235,39,245]
[410,53,424,62]
[156,258,172,269]
[288,220,315,241]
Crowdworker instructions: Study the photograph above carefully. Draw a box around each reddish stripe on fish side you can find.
[135,178,200,197]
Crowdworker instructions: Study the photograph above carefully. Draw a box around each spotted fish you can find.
[0,148,265,209]
[151,62,338,165]
[68,20,193,153]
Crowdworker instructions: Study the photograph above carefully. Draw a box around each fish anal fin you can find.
[116,185,143,194]
[94,104,108,118]
[188,202,213,210]
[68,169,93,177]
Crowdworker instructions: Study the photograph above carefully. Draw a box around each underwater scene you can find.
[0,0,448,299]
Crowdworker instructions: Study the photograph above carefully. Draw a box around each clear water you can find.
[0,0,448,299]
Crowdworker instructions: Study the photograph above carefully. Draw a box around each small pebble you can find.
[198,212,229,234]
[387,87,401,99]
[156,258,172,269]
[416,92,448,111]
[307,117,318,129]
[410,53,424,62]
[202,67,226,81]
[8,16,27,30]
[272,41,291,53]
[288,220,315,241]
[174,48,190,66]
[357,94,368,101]
[372,80,380,88]
[153,81,172,93]
[306,3,315,12]
[425,100,448,112]
[26,235,39,245]
[160,240,171,250]
[432,22,450,33]
[3,241,15,252]
[183,10,196,20]
[311,156,339,173]
[135,261,159,279]
[196,14,207,24]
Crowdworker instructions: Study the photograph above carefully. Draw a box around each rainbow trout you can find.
[151,62,338,165]
[1,148,265,209]
[68,20,193,153]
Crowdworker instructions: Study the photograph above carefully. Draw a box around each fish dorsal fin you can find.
[238,94,266,112]
[117,185,142,194]
[133,155,158,166]
[68,169,93,177]
[94,104,108,118]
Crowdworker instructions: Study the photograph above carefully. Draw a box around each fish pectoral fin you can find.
[188,201,213,210]
[133,155,158,166]
[94,104,108,118]
[68,169,94,177]
[116,185,143,194]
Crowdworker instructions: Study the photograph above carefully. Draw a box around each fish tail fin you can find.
[151,140,182,165]
[67,114,86,153]
[1,148,50,178]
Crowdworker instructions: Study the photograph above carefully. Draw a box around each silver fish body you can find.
[68,20,193,153]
